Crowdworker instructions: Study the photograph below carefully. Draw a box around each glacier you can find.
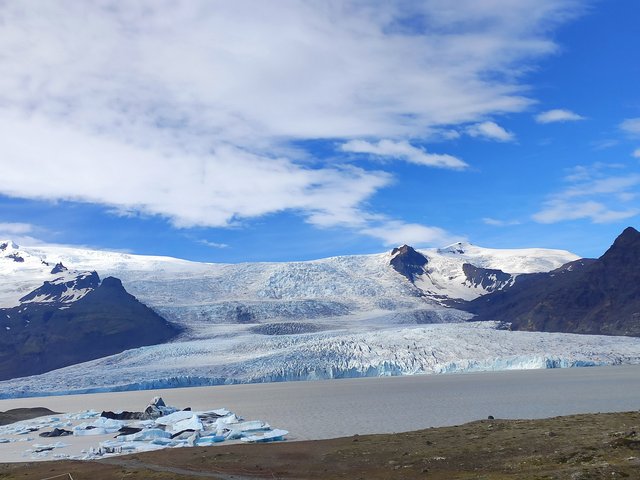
[4,238,636,400]
[1,321,639,399]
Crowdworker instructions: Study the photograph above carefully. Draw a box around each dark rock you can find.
[171,429,196,439]
[39,428,72,437]
[116,426,143,437]
[19,271,100,304]
[50,262,68,274]
[101,410,145,421]
[487,415,495,420]
[462,264,514,293]
[390,245,429,283]
[6,253,24,263]
[34,446,54,453]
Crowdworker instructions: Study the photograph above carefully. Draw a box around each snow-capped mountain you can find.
[1,237,598,396]
[2,239,578,336]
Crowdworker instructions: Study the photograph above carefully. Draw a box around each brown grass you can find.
[1,411,639,479]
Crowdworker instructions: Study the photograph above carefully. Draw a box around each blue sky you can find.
[0,0,639,262]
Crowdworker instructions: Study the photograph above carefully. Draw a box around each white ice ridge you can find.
[2,322,639,398]
[0,397,287,462]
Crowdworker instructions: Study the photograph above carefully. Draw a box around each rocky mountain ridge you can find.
[466,227,640,336]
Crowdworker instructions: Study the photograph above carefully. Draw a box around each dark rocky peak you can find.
[461,263,514,293]
[550,258,597,275]
[6,253,24,263]
[0,241,19,251]
[390,245,429,283]
[600,226,640,266]
[19,271,100,305]
[100,276,125,290]
[50,262,68,274]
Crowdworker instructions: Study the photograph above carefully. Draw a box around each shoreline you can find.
[1,410,639,478]
[0,365,639,463]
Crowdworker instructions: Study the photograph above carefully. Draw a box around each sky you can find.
[0,0,639,263]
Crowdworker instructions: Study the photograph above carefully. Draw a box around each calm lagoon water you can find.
[1,365,638,441]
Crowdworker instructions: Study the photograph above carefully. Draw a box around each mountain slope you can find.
[466,227,640,336]
[6,241,577,337]
[0,274,181,380]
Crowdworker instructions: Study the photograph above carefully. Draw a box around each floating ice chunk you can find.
[227,420,269,432]
[0,438,11,443]
[68,410,100,420]
[171,415,203,433]
[73,427,110,436]
[195,435,225,445]
[215,413,240,425]
[117,428,172,442]
[224,421,270,439]
[155,410,194,426]
[241,429,288,443]
[32,441,69,449]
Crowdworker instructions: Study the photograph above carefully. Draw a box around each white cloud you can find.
[0,112,391,229]
[533,164,640,224]
[198,239,229,249]
[633,148,640,158]
[0,222,34,235]
[0,1,580,239]
[482,217,521,227]
[535,109,585,123]
[359,220,454,247]
[341,139,467,170]
[466,121,515,142]
[621,118,640,136]
[533,201,638,224]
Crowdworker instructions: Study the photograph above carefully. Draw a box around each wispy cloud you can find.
[0,1,581,245]
[535,109,585,123]
[466,122,515,142]
[198,239,229,249]
[482,217,521,227]
[0,222,46,246]
[633,148,640,158]
[621,118,640,136]
[533,163,640,224]
[0,222,34,236]
[341,140,467,170]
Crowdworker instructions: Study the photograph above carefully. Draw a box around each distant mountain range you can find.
[1,229,639,394]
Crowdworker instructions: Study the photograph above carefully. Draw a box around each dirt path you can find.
[98,457,270,479]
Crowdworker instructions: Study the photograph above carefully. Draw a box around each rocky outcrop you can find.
[461,263,515,293]
[390,245,429,283]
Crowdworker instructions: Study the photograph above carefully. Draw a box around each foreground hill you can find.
[467,227,640,336]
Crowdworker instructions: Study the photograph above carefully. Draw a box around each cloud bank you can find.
[0,0,581,245]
